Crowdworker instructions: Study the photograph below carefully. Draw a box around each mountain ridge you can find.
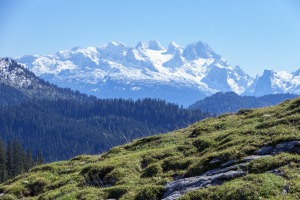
[0,58,91,105]
[15,40,300,106]
[189,92,299,115]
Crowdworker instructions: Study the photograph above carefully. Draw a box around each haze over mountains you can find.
[15,40,300,106]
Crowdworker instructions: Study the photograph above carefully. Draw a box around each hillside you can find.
[189,92,299,115]
[0,97,299,199]
[0,58,91,105]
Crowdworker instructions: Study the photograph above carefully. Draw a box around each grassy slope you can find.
[0,98,300,200]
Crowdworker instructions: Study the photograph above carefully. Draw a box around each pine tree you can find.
[12,140,25,176]
[36,149,44,165]
[6,141,14,178]
[25,149,34,171]
[0,138,7,182]
[0,138,36,183]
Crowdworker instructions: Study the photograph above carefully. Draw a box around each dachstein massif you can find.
[16,40,300,106]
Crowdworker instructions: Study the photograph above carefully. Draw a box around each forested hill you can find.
[189,92,298,115]
[0,58,93,105]
[0,98,209,161]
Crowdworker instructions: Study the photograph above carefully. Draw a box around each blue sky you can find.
[0,0,299,76]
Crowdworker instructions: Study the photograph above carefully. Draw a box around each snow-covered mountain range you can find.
[15,40,300,106]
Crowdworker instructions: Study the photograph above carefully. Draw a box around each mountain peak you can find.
[0,57,41,90]
[106,41,127,48]
[0,57,11,66]
[0,57,90,105]
[135,40,165,50]
[104,41,127,52]
[70,46,82,51]
[167,42,182,54]
[183,41,220,60]
[262,69,274,77]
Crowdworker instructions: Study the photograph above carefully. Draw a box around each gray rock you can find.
[254,141,300,156]
[273,141,300,154]
[242,155,271,162]
[282,189,288,195]
[269,168,282,176]
[254,146,274,155]
[162,170,245,200]
[281,185,289,196]
[204,163,246,176]
[209,157,222,165]
[220,159,238,167]
[162,154,271,199]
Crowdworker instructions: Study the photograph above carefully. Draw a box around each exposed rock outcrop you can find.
[162,140,300,200]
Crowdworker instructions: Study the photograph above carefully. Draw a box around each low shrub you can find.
[27,177,49,196]
[135,185,165,200]
[142,163,162,178]
[237,109,253,115]
[192,137,214,152]
[103,186,129,199]
[161,158,192,171]
[81,165,115,187]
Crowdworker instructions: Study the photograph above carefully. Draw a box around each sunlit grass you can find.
[0,97,299,199]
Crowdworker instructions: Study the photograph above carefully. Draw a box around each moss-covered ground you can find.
[0,98,300,199]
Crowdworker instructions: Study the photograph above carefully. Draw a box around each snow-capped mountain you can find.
[0,58,89,104]
[245,69,300,96]
[0,58,37,89]
[15,41,300,106]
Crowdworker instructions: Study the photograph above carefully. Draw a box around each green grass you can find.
[0,97,300,199]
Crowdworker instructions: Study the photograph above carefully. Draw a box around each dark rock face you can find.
[254,146,274,155]
[162,140,300,200]
[254,141,300,155]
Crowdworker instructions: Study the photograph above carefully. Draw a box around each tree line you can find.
[0,138,43,183]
